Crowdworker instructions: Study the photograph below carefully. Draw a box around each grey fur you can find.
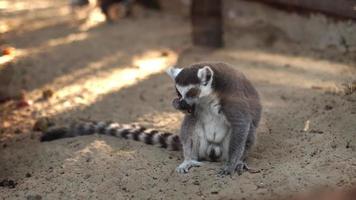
[167,62,261,176]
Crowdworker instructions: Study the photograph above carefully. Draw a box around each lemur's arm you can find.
[219,98,252,176]
[176,115,202,173]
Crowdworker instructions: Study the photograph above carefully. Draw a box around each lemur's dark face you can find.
[166,66,214,114]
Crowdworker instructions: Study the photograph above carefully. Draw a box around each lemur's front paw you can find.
[176,160,202,174]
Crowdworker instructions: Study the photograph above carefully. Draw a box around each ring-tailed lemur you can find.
[166,62,261,176]
[41,62,261,176]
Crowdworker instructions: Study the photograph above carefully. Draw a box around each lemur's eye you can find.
[175,87,182,98]
[186,88,200,98]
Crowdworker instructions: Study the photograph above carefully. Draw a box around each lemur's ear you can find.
[166,67,182,80]
[197,66,213,86]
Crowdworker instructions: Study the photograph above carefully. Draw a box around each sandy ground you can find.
[0,0,356,199]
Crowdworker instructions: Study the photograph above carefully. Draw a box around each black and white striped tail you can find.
[40,121,181,151]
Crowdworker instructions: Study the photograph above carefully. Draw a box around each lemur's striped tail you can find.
[40,121,181,151]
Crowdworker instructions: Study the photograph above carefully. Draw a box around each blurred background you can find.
[0,0,355,199]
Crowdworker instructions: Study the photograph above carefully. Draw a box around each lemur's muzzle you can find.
[172,98,195,114]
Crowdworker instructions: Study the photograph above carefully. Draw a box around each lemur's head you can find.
[166,65,214,114]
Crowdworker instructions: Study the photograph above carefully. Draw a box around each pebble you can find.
[33,117,54,132]
[0,179,17,188]
[26,194,42,200]
[324,105,333,110]
[256,182,266,189]
[42,89,54,100]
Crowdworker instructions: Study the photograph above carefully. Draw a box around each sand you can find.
[0,0,355,199]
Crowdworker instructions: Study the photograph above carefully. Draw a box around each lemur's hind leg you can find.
[242,124,256,161]
[236,124,257,174]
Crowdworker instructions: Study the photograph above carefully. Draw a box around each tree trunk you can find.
[191,0,223,48]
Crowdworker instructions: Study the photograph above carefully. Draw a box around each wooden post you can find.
[191,0,223,48]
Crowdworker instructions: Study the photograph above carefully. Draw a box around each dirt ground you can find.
[0,0,356,199]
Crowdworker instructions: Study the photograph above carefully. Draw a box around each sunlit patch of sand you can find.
[46,32,89,48]
[64,140,136,167]
[0,23,10,33]
[0,55,15,65]
[0,1,53,13]
[0,1,70,34]
[1,32,90,64]
[32,50,177,117]
[1,32,87,66]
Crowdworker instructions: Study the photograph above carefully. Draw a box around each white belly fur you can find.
[194,99,231,161]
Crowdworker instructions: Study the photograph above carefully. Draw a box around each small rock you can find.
[0,179,17,188]
[26,194,42,200]
[345,140,355,151]
[280,95,288,101]
[211,191,219,195]
[257,182,266,189]
[42,89,54,100]
[193,180,200,185]
[324,105,333,110]
[346,141,351,149]
[33,117,54,132]
[161,51,169,57]
[25,173,32,178]
[1,47,15,56]
[310,129,324,134]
